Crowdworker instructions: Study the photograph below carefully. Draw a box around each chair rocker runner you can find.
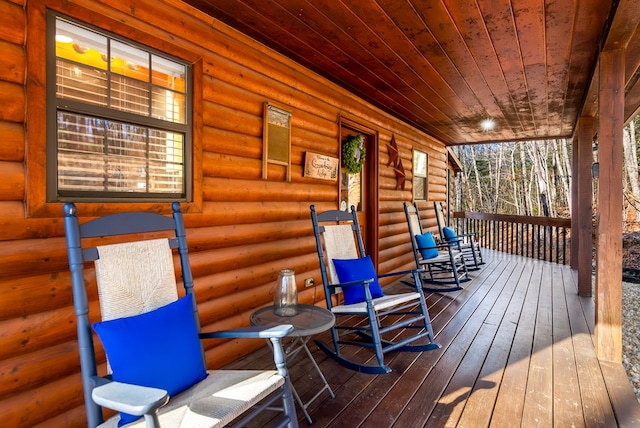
[310,205,440,375]
[64,202,298,428]
[434,201,484,270]
[404,202,470,293]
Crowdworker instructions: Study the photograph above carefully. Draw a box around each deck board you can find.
[551,263,585,427]
[229,250,640,427]
[489,260,537,427]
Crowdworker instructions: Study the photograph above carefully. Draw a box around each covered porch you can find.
[228,249,640,427]
[3,1,640,425]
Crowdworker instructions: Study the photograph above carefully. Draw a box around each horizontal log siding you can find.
[0,0,449,426]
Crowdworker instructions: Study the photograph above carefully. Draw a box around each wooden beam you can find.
[595,49,624,363]
[573,117,594,296]
[602,0,640,51]
[571,127,579,270]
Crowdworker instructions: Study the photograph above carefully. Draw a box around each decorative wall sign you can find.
[304,152,339,181]
[387,134,406,189]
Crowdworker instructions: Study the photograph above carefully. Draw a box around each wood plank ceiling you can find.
[183,0,625,146]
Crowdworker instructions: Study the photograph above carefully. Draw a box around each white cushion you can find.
[330,292,421,314]
[98,370,284,428]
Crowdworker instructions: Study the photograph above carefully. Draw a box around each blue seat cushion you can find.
[443,226,460,243]
[332,255,385,305]
[415,232,439,259]
[92,294,207,426]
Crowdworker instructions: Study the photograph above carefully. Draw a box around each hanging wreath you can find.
[342,134,366,174]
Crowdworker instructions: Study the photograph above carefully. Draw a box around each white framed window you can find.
[413,150,428,200]
[47,14,192,201]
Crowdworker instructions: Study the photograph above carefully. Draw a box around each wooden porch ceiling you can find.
[183,0,640,145]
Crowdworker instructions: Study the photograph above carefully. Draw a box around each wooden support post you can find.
[595,49,624,363]
[574,117,594,297]
[571,132,578,270]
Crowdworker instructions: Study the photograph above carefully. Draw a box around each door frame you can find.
[338,115,379,270]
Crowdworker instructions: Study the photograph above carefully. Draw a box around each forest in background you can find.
[450,113,640,231]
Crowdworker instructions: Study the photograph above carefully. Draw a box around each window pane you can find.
[414,150,427,176]
[110,74,150,115]
[57,112,184,195]
[152,87,185,123]
[414,177,426,200]
[56,59,108,106]
[152,54,186,91]
[111,40,150,83]
[56,19,108,71]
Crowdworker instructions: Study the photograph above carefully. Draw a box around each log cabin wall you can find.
[0,0,450,426]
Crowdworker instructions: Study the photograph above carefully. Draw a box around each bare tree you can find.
[493,144,503,213]
[559,138,573,212]
[551,139,570,214]
[623,119,640,224]
[519,142,532,216]
[527,141,552,216]
[470,146,484,210]
[510,145,521,214]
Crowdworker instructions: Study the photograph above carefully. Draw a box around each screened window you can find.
[413,150,428,200]
[47,15,191,201]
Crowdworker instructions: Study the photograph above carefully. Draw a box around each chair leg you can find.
[269,337,299,428]
[467,244,481,270]
[314,321,392,374]
[414,253,467,292]
[365,300,386,370]
[475,243,485,264]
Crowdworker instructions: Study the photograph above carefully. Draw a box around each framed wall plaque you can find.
[263,102,292,181]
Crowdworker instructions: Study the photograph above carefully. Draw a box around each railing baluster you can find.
[553,227,560,263]
[565,226,568,265]
[543,225,548,262]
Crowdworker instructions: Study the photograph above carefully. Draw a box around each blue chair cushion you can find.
[443,226,460,243]
[92,294,207,426]
[415,232,439,259]
[332,255,385,305]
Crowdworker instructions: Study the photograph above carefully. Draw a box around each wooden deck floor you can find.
[226,250,640,427]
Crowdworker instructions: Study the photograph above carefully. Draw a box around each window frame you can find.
[25,3,203,217]
[413,149,428,201]
[46,13,192,202]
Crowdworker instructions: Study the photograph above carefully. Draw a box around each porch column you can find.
[595,49,624,363]
[574,117,594,297]
[571,132,578,270]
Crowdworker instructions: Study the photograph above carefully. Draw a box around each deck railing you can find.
[452,211,572,265]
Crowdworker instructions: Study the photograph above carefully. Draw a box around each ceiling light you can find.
[480,118,495,131]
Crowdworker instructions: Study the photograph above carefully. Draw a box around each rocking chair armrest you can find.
[334,278,375,288]
[92,381,169,417]
[448,232,477,243]
[417,241,453,251]
[200,324,293,340]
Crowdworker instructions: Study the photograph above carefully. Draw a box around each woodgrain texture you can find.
[0,0,447,426]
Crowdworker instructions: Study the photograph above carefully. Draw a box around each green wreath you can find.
[342,134,366,174]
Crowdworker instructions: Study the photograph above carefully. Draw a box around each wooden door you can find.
[339,118,379,269]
